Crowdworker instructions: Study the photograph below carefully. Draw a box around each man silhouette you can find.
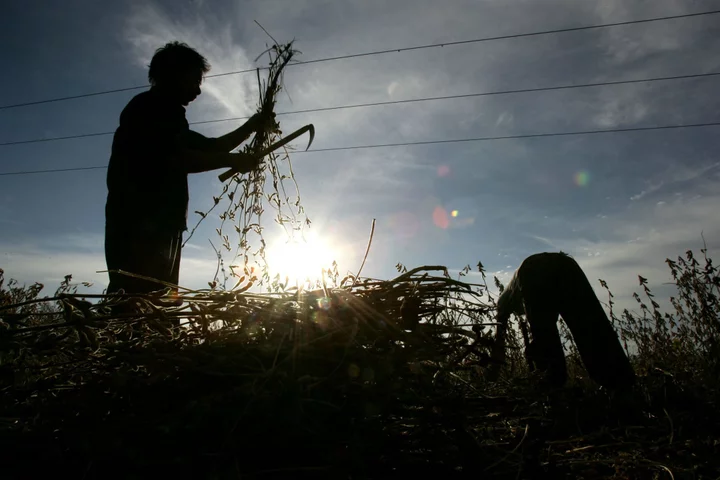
[105,41,269,303]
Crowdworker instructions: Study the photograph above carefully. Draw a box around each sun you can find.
[265,233,339,286]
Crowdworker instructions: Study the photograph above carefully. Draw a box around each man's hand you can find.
[180,150,262,174]
[228,152,262,174]
[250,111,276,134]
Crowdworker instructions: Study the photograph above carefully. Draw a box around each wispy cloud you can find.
[521,187,720,312]
[630,161,720,201]
[593,94,650,128]
[124,3,257,118]
[0,233,233,296]
[1,242,106,292]
[630,181,664,201]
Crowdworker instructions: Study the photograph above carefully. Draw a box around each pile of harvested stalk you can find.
[0,265,498,477]
[2,265,719,479]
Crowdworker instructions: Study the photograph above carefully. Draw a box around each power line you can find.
[1,131,116,146]
[197,71,720,123]
[1,9,718,111]
[0,166,108,176]
[2,121,718,177]
[2,71,718,147]
[302,122,720,153]
[292,9,720,67]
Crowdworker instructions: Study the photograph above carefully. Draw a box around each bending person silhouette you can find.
[104,41,271,303]
[491,252,635,390]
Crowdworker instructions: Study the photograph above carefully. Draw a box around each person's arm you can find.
[211,111,277,152]
[487,274,522,380]
[212,116,260,152]
[177,149,260,174]
[177,118,255,154]
[181,112,276,154]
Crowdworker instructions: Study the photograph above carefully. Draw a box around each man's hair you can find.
[148,41,210,86]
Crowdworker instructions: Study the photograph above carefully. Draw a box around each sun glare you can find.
[265,234,339,286]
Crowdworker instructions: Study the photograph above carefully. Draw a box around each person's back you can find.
[107,89,191,233]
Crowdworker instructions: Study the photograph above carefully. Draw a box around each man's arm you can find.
[177,149,259,174]
[212,116,259,152]
[192,114,263,153]
[184,112,275,153]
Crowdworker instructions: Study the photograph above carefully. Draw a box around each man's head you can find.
[148,42,210,106]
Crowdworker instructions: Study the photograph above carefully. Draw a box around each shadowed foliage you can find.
[1,248,719,479]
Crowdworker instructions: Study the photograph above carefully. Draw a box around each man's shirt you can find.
[106,87,215,231]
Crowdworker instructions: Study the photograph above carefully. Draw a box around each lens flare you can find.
[432,206,450,229]
[574,171,590,187]
[451,210,459,217]
[437,165,450,177]
[316,296,332,310]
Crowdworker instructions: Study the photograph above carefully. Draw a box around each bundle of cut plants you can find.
[184,40,314,290]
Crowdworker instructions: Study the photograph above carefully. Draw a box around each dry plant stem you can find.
[101,269,192,293]
[351,218,376,288]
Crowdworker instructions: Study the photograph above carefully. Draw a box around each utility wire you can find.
[1,9,718,111]
[2,71,718,147]
[302,122,720,153]
[0,166,109,176]
[2,121,718,177]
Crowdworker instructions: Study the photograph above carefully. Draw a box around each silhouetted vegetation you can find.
[1,247,718,479]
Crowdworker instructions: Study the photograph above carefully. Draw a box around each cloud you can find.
[525,234,562,250]
[448,191,720,316]
[630,161,720,202]
[0,229,230,296]
[591,1,708,68]
[124,3,257,117]
[592,94,650,128]
[630,181,664,201]
[523,188,720,313]
[1,242,106,293]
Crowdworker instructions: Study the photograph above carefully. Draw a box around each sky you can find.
[1,0,719,315]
